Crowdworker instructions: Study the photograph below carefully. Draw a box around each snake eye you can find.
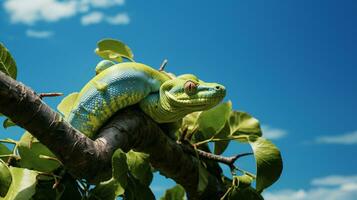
[184,81,198,95]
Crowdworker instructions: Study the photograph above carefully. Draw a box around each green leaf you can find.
[213,122,231,155]
[232,175,253,189]
[3,118,16,129]
[90,178,124,200]
[196,101,232,140]
[95,39,134,62]
[229,111,262,137]
[197,163,209,194]
[250,137,283,192]
[0,167,38,200]
[0,43,17,79]
[112,149,128,184]
[159,184,185,200]
[0,144,11,162]
[0,160,12,197]
[90,149,128,199]
[126,151,153,186]
[123,175,155,200]
[17,132,60,172]
[182,112,201,134]
[226,186,264,200]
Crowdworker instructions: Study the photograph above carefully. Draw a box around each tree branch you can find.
[0,72,225,199]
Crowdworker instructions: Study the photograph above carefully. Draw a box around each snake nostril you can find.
[215,85,221,90]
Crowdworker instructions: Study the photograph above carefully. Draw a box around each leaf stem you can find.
[193,135,248,146]
[39,155,64,166]
[0,154,20,159]
[220,186,232,200]
[235,168,256,179]
[0,138,18,144]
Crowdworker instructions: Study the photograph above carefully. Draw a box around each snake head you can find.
[160,74,226,112]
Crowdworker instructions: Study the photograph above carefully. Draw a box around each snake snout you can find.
[214,85,224,91]
[213,84,226,95]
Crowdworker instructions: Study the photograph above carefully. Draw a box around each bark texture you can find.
[0,72,225,199]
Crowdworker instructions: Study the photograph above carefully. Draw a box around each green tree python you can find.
[58,61,226,138]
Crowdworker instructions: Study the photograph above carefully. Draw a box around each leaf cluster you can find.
[174,101,283,199]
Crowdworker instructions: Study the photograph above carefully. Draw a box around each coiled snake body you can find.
[58,62,226,138]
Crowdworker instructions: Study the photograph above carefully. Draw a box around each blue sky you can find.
[1,0,357,199]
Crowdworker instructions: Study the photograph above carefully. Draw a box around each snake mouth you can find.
[165,91,226,108]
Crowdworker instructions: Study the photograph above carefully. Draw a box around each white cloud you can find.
[26,29,53,38]
[262,125,287,140]
[81,12,130,26]
[80,0,125,8]
[4,0,77,25]
[3,0,126,25]
[316,131,357,145]
[81,11,104,25]
[311,175,357,186]
[264,175,357,200]
[106,13,130,25]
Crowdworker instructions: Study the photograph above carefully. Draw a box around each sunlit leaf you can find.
[181,112,201,134]
[196,101,232,140]
[250,137,283,192]
[126,151,153,186]
[0,160,12,197]
[17,132,60,172]
[0,167,38,200]
[229,111,262,137]
[95,39,134,62]
[0,43,17,79]
[3,118,16,129]
[159,184,185,200]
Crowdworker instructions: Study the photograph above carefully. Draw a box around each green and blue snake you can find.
[58,61,226,138]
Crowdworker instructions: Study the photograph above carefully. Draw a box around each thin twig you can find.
[159,59,168,71]
[179,140,252,168]
[196,149,253,169]
[38,92,63,99]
